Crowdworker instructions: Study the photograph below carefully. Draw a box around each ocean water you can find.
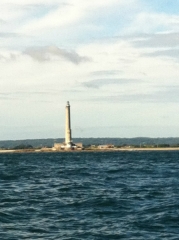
[0,151,179,239]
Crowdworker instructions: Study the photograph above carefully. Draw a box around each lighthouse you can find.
[65,101,72,147]
[53,101,83,150]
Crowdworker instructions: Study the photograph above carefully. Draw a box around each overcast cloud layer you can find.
[0,0,179,139]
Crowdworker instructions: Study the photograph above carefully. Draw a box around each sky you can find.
[0,0,179,140]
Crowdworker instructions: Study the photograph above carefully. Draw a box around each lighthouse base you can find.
[53,142,83,151]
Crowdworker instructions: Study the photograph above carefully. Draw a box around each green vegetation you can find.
[13,144,33,150]
[0,138,179,151]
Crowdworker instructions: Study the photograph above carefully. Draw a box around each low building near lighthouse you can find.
[53,101,83,150]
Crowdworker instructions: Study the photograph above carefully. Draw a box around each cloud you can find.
[0,32,19,38]
[132,32,179,48]
[126,32,179,60]
[0,92,18,100]
[19,0,132,35]
[82,78,140,89]
[122,12,179,35]
[17,3,68,9]
[24,46,91,64]
[0,90,63,102]
[19,3,82,34]
[0,18,6,24]
[90,70,123,76]
[0,51,18,62]
[88,86,179,103]
[0,0,62,6]
[144,49,179,60]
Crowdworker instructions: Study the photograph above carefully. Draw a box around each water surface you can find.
[0,151,179,239]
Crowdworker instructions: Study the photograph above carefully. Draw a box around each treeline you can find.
[115,144,179,148]
[1,138,179,149]
[13,144,33,150]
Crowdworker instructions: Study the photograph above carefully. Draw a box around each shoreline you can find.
[1,147,179,154]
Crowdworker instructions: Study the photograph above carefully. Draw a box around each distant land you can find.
[1,138,179,149]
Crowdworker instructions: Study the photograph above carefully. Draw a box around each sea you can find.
[0,151,179,239]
